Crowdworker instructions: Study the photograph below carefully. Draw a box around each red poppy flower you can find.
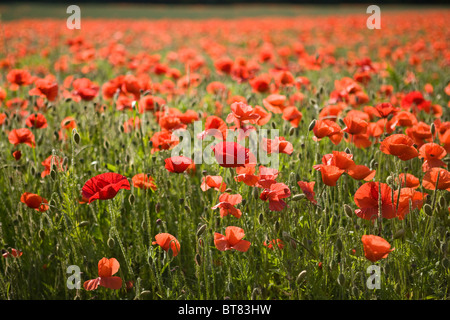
[354,182,395,220]
[422,168,450,191]
[253,105,272,126]
[212,141,253,168]
[214,226,251,252]
[8,128,36,148]
[28,78,58,101]
[132,174,157,191]
[375,102,399,118]
[361,235,394,262]
[12,150,22,161]
[313,119,343,145]
[395,173,420,189]
[343,114,368,135]
[263,239,285,250]
[256,166,279,189]
[262,137,293,155]
[197,116,228,140]
[380,134,419,161]
[418,143,447,172]
[2,248,23,259]
[262,94,287,114]
[282,106,302,128]
[259,183,291,211]
[234,164,260,187]
[41,155,65,178]
[81,172,131,204]
[297,181,317,205]
[152,233,180,257]
[83,258,123,290]
[164,156,193,173]
[393,188,427,220]
[26,113,48,129]
[226,102,260,126]
[150,131,179,153]
[212,193,242,219]
[201,175,226,192]
[20,192,49,212]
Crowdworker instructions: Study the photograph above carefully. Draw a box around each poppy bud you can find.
[251,287,261,300]
[155,203,161,213]
[441,242,448,254]
[344,147,351,154]
[443,257,449,269]
[308,119,316,131]
[338,118,345,126]
[198,238,204,248]
[78,221,89,227]
[274,220,280,233]
[179,198,184,205]
[423,204,433,216]
[290,238,297,249]
[50,169,57,180]
[39,229,45,240]
[258,213,264,225]
[271,121,277,129]
[292,194,306,201]
[430,123,436,135]
[107,237,115,248]
[49,199,56,207]
[386,175,393,186]
[196,224,207,237]
[156,218,162,225]
[343,204,353,218]
[227,282,234,294]
[12,150,21,161]
[72,129,80,144]
[129,194,135,206]
[439,196,446,209]
[225,188,232,193]
[337,273,346,286]
[393,229,406,240]
[309,98,317,106]
[195,253,201,266]
[140,290,151,297]
[252,187,259,200]
[335,238,343,252]
[352,286,359,297]
[296,270,307,284]
[289,127,296,136]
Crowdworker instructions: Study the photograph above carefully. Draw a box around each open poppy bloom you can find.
[259,182,291,211]
[20,192,49,212]
[152,233,180,257]
[312,119,343,145]
[201,175,226,192]
[380,134,419,161]
[41,155,65,178]
[81,172,131,204]
[83,258,123,290]
[354,182,396,220]
[164,156,193,173]
[263,239,285,250]
[150,131,179,153]
[253,105,272,126]
[28,78,58,101]
[2,248,23,259]
[343,114,368,135]
[197,116,228,140]
[374,102,399,118]
[282,106,302,128]
[393,188,427,220]
[262,137,293,155]
[361,235,394,262]
[212,141,253,168]
[395,173,420,189]
[297,181,317,205]
[212,193,242,218]
[26,113,48,129]
[8,128,36,148]
[313,151,375,186]
[214,226,251,252]
[226,102,260,126]
[235,164,260,187]
[418,143,447,172]
[256,166,279,189]
[132,173,157,191]
[422,168,450,191]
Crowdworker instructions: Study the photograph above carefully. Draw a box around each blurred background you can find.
[1,1,449,20]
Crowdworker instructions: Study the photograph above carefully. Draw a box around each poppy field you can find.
[0,7,450,300]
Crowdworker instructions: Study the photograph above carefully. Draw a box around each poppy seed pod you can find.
[337,273,346,286]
